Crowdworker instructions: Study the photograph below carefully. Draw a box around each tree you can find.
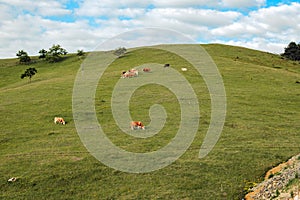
[21,67,37,82]
[46,44,68,62]
[16,50,31,64]
[114,47,127,58]
[38,49,47,59]
[77,49,85,56]
[281,42,300,61]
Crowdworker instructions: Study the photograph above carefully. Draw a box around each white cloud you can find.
[0,3,13,20]
[210,2,300,53]
[0,0,71,16]
[152,0,266,8]
[247,2,300,32]
[152,0,220,8]
[221,0,266,8]
[143,8,241,27]
[0,0,299,58]
[74,0,265,17]
[75,0,150,17]
[36,1,72,16]
[0,13,100,58]
[125,8,241,41]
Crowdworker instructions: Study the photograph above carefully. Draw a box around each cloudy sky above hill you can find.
[0,0,299,58]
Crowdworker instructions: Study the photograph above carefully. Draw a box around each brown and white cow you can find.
[130,121,145,130]
[121,69,139,78]
[54,117,65,125]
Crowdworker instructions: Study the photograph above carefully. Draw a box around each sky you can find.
[0,0,299,58]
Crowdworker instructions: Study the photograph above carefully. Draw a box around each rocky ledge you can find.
[245,154,300,200]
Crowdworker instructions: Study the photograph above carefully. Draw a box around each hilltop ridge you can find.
[0,44,299,199]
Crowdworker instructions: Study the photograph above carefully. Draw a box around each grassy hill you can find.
[0,44,299,199]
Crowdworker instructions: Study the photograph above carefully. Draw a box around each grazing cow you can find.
[143,68,151,72]
[129,68,138,76]
[181,68,187,71]
[130,121,145,130]
[164,64,170,67]
[121,71,128,78]
[121,69,139,78]
[54,117,65,125]
[121,71,136,78]
[8,177,17,182]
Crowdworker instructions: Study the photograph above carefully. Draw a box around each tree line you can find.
[16,44,85,64]
[17,42,300,64]
[17,44,85,82]
[17,45,126,83]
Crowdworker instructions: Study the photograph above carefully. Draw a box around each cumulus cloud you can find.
[221,0,266,8]
[153,0,266,8]
[152,0,219,8]
[75,0,265,15]
[1,0,71,16]
[247,2,300,32]
[143,8,241,27]
[0,3,13,20]
[210,2,300,52]
[75,0,150,17]
[0,11,98,58]
[0,0,299,58]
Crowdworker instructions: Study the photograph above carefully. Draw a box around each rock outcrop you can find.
[245,154,300,200]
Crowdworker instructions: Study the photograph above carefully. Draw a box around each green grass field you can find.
[0,44,299,199]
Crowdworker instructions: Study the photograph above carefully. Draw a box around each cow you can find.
[130,121,145,130]
[122,71,136,78]
[164,64,170,67]
[181,68,187,71]
[143,68,151,72]
[54,117,65,125]
[8,177,17,182]
[129,68,138,76]
[121,69,139,78]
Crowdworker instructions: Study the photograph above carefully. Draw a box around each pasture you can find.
[0,44,299,199]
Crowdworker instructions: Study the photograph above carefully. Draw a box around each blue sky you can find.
[0,0,299,58]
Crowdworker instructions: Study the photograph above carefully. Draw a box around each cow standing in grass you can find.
[130,121,145,130]
[54,117,65,125]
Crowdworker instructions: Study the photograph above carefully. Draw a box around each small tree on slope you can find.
[21,67,37,83]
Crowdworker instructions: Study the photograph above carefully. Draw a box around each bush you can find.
[243,180,257,195]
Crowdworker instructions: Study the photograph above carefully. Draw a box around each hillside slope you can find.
[0,44,299,199]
